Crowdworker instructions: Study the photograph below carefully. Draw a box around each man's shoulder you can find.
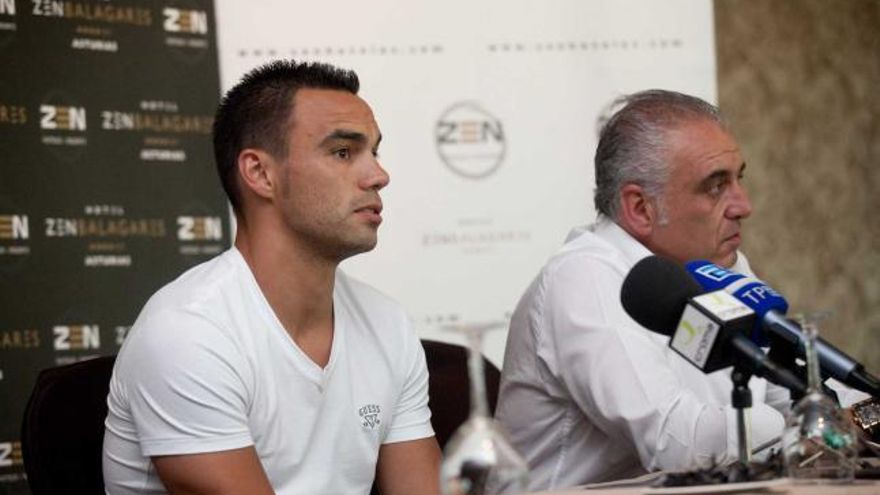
[541,224,632,282]
[123,249,247,351]
[511,222,641,329]
[146,249,243,314]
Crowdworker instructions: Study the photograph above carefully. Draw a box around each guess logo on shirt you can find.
[358,404,381,430]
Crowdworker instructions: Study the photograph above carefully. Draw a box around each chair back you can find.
[21,346,497,494]
[21,355,116,495]
[422,339,501,450]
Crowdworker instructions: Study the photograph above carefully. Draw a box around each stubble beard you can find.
[302,221,378,264]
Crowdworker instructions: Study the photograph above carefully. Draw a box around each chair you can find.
[422,339,501,449]
[22,344,498,495]
[21,355,116,495]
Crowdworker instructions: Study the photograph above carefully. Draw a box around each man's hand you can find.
[152,446,275,495]
[375,437,442,495]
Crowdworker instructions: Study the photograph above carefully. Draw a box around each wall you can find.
[715,0,880,372]
[0,2,227,492]
[214,0,720,364]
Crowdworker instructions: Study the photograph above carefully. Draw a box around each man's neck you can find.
[234,220,337,367]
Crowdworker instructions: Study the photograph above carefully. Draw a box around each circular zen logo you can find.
[435,102,505,179]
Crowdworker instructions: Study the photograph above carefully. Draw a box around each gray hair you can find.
[593,89,725,220]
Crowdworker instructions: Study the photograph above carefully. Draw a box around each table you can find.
[529,479,880,494]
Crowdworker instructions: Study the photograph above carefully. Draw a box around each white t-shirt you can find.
[495,218,790,490]
[103,248,434,495]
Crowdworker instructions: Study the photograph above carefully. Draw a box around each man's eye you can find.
[707,179,727,197]
[334,148,350,159]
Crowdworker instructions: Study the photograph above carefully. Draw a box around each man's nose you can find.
[360,158,390,191]
[727,181,752,219]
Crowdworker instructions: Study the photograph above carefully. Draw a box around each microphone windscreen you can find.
[621,255,703,336]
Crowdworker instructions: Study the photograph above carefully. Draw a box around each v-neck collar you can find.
[230,247,343,385]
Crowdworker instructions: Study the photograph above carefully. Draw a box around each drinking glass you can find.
[782,312,858,482]
[439,322,528,495]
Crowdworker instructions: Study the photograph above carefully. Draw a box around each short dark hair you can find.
[593,89,724,220]
[212,60,360,212]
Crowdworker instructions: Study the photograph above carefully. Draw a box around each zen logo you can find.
[177,216,222,241]
[31,0,63,16]
[435,102,506,179]
[40,105,87,131]
[436,116,504,145]
[53,325,100,351]
[0,441,22,467]
[163,8,208,34]
[0,0,15,15]
[0,215,28,239]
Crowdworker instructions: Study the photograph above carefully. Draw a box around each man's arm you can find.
[152,447,274,495]
[375,437,441,495]
[544,257,785,470]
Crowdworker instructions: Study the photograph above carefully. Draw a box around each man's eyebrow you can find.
[319,129,368,146]
[318,129,382,150]
[699,162,746,187]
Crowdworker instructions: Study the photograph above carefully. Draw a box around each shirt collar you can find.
[590,215,653,267]
[567,216,753,276]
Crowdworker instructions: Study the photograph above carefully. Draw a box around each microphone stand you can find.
[731,365,753,465]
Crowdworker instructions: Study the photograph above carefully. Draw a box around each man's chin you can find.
[334,238,378,261]
[712,250,738,268]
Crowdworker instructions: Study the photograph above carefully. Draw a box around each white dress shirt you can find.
[495,217,790,491]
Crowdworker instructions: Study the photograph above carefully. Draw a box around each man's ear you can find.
[618,183,659,240]
[237,149,276,201]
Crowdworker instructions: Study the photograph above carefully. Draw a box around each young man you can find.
[103,60,441,495]
[495,90,791,490]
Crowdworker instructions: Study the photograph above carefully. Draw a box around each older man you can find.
[495,90,791,490]
[103,60,441,495]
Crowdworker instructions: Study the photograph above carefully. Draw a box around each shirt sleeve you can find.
[383,316,435,444]
[536,254,784,471]
[115,306,254,457]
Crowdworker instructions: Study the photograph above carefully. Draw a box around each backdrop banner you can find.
[214,0,717,362]
[0,1,226,492]
[0,1,716,490]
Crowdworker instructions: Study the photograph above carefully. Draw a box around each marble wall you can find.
[715,0,880,373]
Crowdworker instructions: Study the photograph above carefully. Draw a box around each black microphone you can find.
[621,256,806,395]
[687,260,880,398]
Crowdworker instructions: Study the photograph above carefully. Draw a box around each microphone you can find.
[621,256,806,394]
[686,260,880,397]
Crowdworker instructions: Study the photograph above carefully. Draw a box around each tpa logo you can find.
[694,264,737,283]
[435,102,505,179]
[0,0,14,15]
[177,216,222,241]
[0,441,22,467]
[53,325,100,351]
[163,8,208,34]
[738,283,785,305]
[0,215,28,239]
[40,105,87,131]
